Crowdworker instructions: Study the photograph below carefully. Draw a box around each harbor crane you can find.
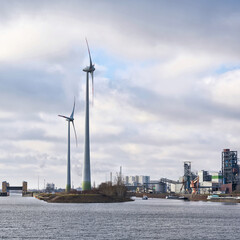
[190,176,199,194]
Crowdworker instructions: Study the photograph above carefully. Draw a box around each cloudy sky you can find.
[1,0,240,189]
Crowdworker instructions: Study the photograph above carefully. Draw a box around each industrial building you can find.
[124,149,240,195]
[198,170,211,183]
[169,149,240,194]
[169,169,220,194]
[124,175,179,193]
[124,175,150,192]
[183,161,191,192]
[124,175,150,187]
[45,183,55,193]
[170,149,240,194]
[148,181,166,193]
[124,175,168,193]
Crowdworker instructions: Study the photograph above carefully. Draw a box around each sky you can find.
[1,0,240,189]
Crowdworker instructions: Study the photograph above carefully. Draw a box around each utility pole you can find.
[120,166,122,184]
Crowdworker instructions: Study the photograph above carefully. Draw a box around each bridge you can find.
[2,181,28,196]
[7,186,23,191]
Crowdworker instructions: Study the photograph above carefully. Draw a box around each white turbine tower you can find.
[82,39,95,191]
[59,99,78,192]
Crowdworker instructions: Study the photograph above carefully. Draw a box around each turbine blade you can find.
[70,97,75,119]
[85,38,93,67]
[72,121,78,146]
[58,115,70,120]
[91,72,94,106]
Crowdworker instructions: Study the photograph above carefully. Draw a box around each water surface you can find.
[0,194,239,239]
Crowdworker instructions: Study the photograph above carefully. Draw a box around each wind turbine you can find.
[58,99,78,192]
[82,39,95,191]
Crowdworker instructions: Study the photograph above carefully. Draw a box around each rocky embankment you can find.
[35,193,133,203]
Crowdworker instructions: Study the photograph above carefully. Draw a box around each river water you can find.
[0,194,239,239]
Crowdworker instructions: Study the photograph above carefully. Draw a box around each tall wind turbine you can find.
[82,39,95,191]
[59,99,78,192]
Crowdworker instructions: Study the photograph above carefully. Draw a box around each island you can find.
[34,183,133,203]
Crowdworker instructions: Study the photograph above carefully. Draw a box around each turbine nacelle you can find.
[83,65,95,73]
[58,98,78,146]
[58,115,74,122]
[83,39,95,106]
[83,39,95,73]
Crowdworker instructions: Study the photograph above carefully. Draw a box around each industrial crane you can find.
[190,176,199,194]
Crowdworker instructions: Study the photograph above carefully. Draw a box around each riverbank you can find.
[35,192,133,203]
[135,193,240,203]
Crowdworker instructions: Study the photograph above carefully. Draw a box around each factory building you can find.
[211,171,223,184]
[128,176,137,186]
[196,171,223,194]
[168,162,225,194]
[170,183,183,194]
[139,176,150,185]
[198,170,211,182]
[125,176,129,185]
[148,181,167,193]
[124,175,150,186]
[183,161,197,193]
[125,149,240,195]
[124,175,167,193]
[199,182,219,194]
[45,183,55,193]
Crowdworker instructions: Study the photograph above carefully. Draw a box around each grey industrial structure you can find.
[222,149,239,191]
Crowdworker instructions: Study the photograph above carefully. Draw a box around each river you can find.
[0,194,239,239]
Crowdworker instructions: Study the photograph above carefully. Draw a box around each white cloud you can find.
[210,70,240,108]
[1,1,240,188]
